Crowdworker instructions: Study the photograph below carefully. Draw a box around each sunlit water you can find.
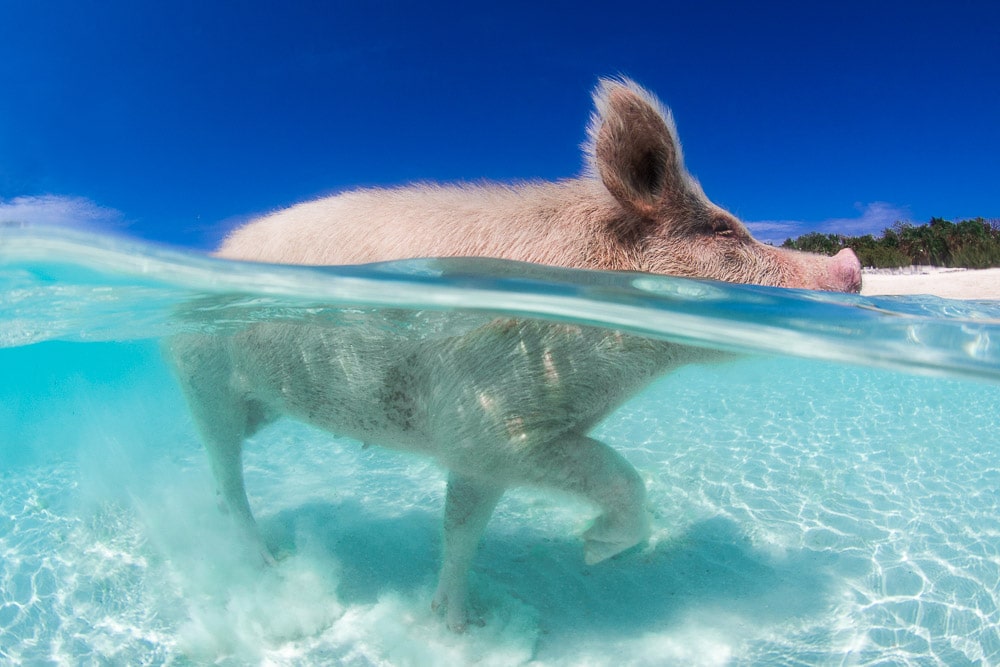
[2,226,999,666]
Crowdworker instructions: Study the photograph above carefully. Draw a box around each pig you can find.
[170,77,862,631]
[216,78,861,290]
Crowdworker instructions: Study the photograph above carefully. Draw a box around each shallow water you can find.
[2,226,1000,665]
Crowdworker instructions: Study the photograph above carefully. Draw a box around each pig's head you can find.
[586,78,861,293]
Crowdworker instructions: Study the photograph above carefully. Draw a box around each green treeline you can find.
[781,217,1000,269]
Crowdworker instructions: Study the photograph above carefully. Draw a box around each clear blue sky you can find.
[1,1,997,249]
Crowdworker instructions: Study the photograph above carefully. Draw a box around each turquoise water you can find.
[2,226,1000,665]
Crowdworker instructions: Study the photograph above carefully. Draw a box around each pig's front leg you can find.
[432,472,504,632]
[527,433,650,565]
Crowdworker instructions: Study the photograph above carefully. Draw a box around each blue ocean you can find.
[2,226,999,666]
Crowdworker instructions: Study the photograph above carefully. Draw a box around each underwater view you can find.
[2,226,1000,665]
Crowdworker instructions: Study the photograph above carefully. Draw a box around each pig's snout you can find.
[829,248,862,293]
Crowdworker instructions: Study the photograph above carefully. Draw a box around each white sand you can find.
[861,267,1000,300]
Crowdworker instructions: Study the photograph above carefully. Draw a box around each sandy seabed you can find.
[861,267,1000,300]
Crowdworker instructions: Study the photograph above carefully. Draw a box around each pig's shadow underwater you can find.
[263,499,837,641]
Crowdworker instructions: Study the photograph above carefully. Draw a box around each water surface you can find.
[2,227,999,665]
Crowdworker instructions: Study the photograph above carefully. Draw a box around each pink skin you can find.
[175,78,861,632]
[218,79,861,293]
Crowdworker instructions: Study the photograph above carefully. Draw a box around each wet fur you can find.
[171,78,861,631]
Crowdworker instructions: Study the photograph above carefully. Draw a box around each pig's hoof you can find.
[260,548,278,567]
[583,512,649,565]
[432,591,483,633]
[249,534,278,566]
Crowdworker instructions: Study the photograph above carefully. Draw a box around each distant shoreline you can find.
[861,267,1000,300]
[862,265,976,276]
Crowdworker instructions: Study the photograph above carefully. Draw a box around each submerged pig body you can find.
[173,78,861,631]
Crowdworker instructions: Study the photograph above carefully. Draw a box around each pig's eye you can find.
[710,220,735,237]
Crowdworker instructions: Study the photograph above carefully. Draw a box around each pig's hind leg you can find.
[198,404,277,565]
[527,433,650,565]
[173,348,276,564]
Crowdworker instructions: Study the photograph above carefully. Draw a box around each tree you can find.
[781,218,1000,269]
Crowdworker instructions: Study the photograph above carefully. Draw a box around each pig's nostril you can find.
[831,248,863,292]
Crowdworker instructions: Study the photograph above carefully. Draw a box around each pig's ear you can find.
[587,78,695,219]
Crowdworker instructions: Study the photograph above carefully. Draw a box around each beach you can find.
[861,267,1000,300]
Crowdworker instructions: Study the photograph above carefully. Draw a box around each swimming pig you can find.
[217,78,861,291]
[170,78,862,631]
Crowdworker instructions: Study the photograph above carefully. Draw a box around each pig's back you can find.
[216,180,620,267]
